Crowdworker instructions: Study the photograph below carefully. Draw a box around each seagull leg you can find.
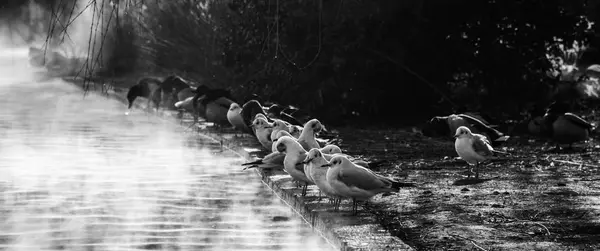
[318,190,322,201]
[177,109,184,125]
[475,162,480,179]
[301,183,308,197]
[352,198,358,215]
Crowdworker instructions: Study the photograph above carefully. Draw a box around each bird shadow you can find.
[452,176,498,186]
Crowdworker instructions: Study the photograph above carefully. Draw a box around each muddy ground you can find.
[85,74,600,250]
[332,127,600,251]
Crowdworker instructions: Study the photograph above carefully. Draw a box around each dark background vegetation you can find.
[3,0,600,126]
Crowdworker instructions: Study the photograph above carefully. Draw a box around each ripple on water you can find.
[0,53,334,251]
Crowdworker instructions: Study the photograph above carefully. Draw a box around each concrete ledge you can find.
[65,77,413,251]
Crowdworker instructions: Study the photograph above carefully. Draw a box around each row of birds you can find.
[126,75,596,214]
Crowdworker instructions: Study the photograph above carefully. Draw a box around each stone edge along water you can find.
[64,77,414,251]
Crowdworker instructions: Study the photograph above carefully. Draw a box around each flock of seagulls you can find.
[126,74,597,214]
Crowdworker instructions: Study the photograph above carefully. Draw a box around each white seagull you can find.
[251,117,274,150]
[454,126,505,179]
[274,136,314,196]
[297,119,323,151]
[303,148,344,208]
[324,155,401,214]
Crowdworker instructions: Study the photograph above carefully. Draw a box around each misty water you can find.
[0,48,335,250]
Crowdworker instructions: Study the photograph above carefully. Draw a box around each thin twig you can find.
[470,241,488,251]
[447,233,488,251]
[552,159,600,168]
[367,48,460,109]
[275,0,279,59]
[517,220,551,236]
[298,0,322,70]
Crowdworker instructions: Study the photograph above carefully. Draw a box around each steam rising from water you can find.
[0,47,334,250]
[1,0,117,73]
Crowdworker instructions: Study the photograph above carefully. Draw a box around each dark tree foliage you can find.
[209,0,594,125]
[3,0,596,126]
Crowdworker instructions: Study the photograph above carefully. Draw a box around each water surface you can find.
[0,48,334,251]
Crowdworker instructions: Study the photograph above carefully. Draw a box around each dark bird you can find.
[177,87,196,101]
[203,98,235,125]
[126,77,162,109]
[536,101,594,149]
[192,85,234,109]
[244,93,264,105]
[186,85,235,126]
[150,75,197,111]
[267,104,314,126]
[283,106,313,124]
[422,114,510,147]
[241,100,268,135]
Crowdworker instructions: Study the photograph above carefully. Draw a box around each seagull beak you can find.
[321,163,332,167]
[453,134,459,138]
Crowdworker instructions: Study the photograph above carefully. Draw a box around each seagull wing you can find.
[563,113,593,129]
[338,165,388,191]
[471,134,493,157]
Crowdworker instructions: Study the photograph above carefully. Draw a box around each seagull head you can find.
[454,126,473,139]
[229,103,241,112]
[272,119,288,130]
[320,144,342,154]
[304,119,323,134]
[126,85,141,109]
[289,125,302,135]
[303,148,323,164]
[251,117,272,129]
[275,136,303,154]
[322,155,348,168]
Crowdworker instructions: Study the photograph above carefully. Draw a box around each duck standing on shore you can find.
[126,77,163,110]
[538,102,594,150]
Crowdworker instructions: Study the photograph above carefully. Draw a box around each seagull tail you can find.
[494,135,510,142]
[242,165,258,170]
[367,160,388,169]
[390,180,416,191]
[491,149,510,155]
[241,159,263,166]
